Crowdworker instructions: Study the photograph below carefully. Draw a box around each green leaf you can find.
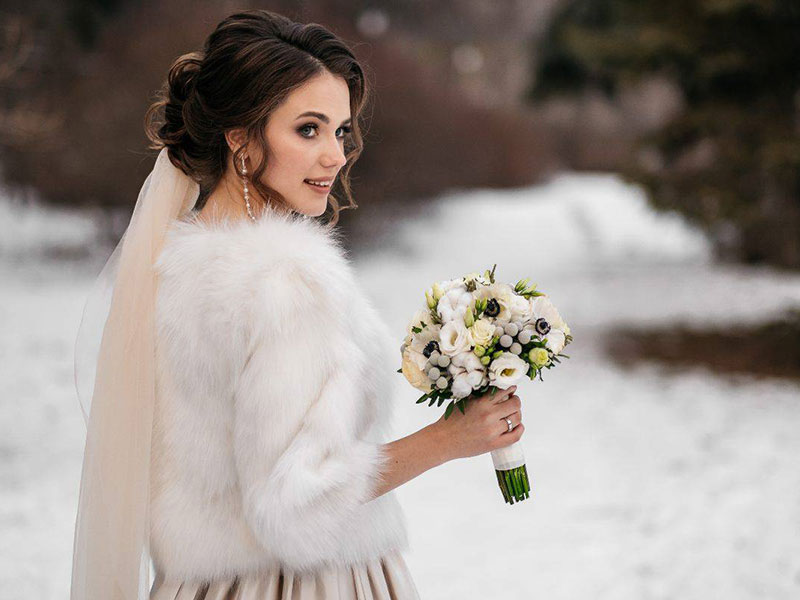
[457,400,466,415]
[444,401,455,419]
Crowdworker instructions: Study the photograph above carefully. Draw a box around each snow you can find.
[2,172,799,599]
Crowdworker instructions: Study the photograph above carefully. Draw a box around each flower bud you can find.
[528,347,549,367]
[432,282,445,301]
[480,355,491,366]
[473,345,486,357]
[464,309,475,328]
[425,290,436,309]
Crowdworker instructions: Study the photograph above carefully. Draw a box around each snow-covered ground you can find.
[2,173,799,599]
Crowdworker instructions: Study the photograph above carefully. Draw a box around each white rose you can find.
[438,320,473,356]
[488,352,528,389]
[468,317,495,347]
[401,348,433,393]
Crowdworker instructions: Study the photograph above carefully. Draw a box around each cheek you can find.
[264,136,311,184]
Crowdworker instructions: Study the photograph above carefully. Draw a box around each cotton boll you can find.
[451,373,473,399]
[448,363,466,378]
[466,370,484,389]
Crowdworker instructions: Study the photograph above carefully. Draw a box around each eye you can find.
[298,123,352,140]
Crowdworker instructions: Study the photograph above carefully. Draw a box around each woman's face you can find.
[253,70,352,217]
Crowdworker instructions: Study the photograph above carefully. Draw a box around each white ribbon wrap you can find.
[490,440,526,471]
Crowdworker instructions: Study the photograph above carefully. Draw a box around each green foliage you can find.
[529,0,800,268]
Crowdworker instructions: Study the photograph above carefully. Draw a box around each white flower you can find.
[509,292,533,323]
[447,363,465,378]
[474,282,514,323]
[466,369,485,389]
[401,348,433,393]
[408,321,441,355]
[462,272,489,287]
[438,320,473,356]
[404,308,433,345]
[451,372,474,399]
[530,295,568,354]
[440,278,467,294]
[437,287,473,323]
[488,352,528,389]
[460,351,484,372]
[468,317,495,347]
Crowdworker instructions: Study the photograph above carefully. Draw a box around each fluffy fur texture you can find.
[150,207,409,583]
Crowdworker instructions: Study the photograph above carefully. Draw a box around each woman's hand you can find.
[431,385,524,462]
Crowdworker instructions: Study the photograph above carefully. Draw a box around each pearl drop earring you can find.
[240,153,257,222]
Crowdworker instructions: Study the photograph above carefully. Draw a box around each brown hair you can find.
[144,9,370,227]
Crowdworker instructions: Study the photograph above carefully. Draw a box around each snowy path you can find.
[2,173,799,599]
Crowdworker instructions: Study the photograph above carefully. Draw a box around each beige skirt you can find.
[149,551,421,600]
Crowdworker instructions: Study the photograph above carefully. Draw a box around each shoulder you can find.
[154,208,359,330]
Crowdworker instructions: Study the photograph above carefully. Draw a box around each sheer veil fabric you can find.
[71,147,200,600]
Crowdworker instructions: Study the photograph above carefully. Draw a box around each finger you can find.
[491,386,517,403]
[496,410,521,435]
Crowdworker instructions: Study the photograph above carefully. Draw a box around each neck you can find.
[200,174,251,222]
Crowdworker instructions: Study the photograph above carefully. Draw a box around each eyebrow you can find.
[295,111,352,125]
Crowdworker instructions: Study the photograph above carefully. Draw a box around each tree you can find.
[528,0,800,269]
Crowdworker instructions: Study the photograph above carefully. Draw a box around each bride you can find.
[70,9,525,600]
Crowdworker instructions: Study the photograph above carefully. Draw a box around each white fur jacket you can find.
[150,208,409,582]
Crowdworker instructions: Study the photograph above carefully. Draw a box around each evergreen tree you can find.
[528,0,800,268]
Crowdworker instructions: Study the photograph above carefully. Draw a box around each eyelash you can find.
[298,123,352,139]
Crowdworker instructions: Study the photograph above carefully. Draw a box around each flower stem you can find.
[495,465,531,505]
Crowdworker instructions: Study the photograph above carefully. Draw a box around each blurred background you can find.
[1,1,798,598]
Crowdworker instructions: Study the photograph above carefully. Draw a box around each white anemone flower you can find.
[530,295,569,354]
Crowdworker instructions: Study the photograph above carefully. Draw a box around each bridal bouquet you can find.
[398,265,572,505]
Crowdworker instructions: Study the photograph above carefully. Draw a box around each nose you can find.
[320,135,347,170]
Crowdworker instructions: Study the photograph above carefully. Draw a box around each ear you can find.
[224,128,248,154]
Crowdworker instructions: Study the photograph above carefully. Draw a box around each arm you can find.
[368,422,452,501]
[232,266,393,571]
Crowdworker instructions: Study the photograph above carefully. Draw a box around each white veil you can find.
[71,147,200,599]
